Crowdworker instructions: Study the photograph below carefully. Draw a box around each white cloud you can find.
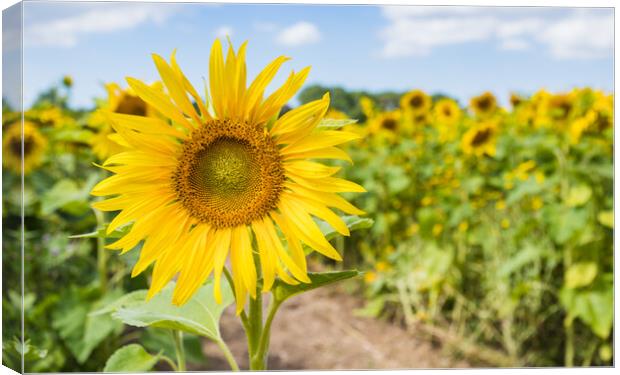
[276,21,321,47]
[24,3,177,48]
[537,12,614,59]
[214,26,234,39]
[499,38,530,51]
[379,7,613,60]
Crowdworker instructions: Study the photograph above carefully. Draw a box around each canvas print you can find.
[1,1,614,372]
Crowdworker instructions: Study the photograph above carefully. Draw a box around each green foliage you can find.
[105,281,233,342]
[103,344,161,372]
[273,270,361,303]
[341,87,613,366]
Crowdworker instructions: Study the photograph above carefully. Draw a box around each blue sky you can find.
[8,2,615,109]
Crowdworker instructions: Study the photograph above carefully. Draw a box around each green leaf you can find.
[565,262,598,289]
[52,288,124,364]
[318,118,358,129]
[560,287,613,339]
[141,328,205,365]
[317,215,374,241]
[40,175,99,216]
[69,223,131,239]
[273,270,361,303]
[103,344,161,372]
[110,281,233,341]
[565,184,592,207]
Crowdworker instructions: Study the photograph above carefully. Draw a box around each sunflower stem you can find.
[247,288,263,369]
[216,339,240,371]
[253,298,281,370]
[93,208,108,293]
[172,330,186,372]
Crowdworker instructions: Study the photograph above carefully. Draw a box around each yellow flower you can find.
[364,271,377,284]
[470,92,497,117]
[432,223,443,237]
[90,82,163,160]
[547,93,574,122]
[514,160,536,181]
[461,121,498,157]
[421,196,433,206]
[509,93,523,108]
[530,197,543,211]
[535,171,545,184]
[91,40,365,312]
[62,75,73,87]
[325,108,348,119]
[369,110,401,135]
[401,89,431,115]
[433,99,461,126]
[501,218,511,229]
[407,223,420,236]
[495,200,506,211]
[458,221,469,233]
[2,121,47,175]
[360,96,375,119]
[376,261,389,272]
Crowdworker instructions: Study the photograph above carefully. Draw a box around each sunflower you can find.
[461,121,497,157]
[369,110,401,135]
[2,121,47,174]
[547,93,574,122]
[401,89,431,115]
[470,92,497,117]
[325,108,348,119]
[90,83,162,160]
[91,40,365,312]
[509,93,523,108]
[433,99,461,126]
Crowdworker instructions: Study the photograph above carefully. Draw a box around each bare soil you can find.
[200,284,469,370]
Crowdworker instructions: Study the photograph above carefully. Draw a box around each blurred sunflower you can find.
[369,110,401,134]
[90,82,162,160]
[461,121,497,157]
[470,92,497,117]
[2,121,47,174]
[509,93,523,108]
[325,108,348,119]
[62,75,73,88]
[401,89,431,115]
[547,93,574,122]
[433,99,461,126]
[91,40,365,311]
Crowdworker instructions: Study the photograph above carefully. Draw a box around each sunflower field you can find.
[2,54,614,371]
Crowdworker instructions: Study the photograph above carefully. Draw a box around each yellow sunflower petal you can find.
[280,130,361,156]
[152,53,201,124]
[271,94,329,139]
[282,146,353,164]
[172,225,214,305]
[211,228,232,304]
[126,77,195,132]
[209,39,226,118]
[245,55,290,119]
[278,197,342,261]
[285,192,350,236]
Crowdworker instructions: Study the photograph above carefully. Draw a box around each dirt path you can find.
[201,284,469,370]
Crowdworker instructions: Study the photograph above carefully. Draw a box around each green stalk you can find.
[160,356,178,372]
[253,299,281,369]
[172,330,186,372]
[93,208,108,293]
[247,287,263,369]
[216,339,240,371]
